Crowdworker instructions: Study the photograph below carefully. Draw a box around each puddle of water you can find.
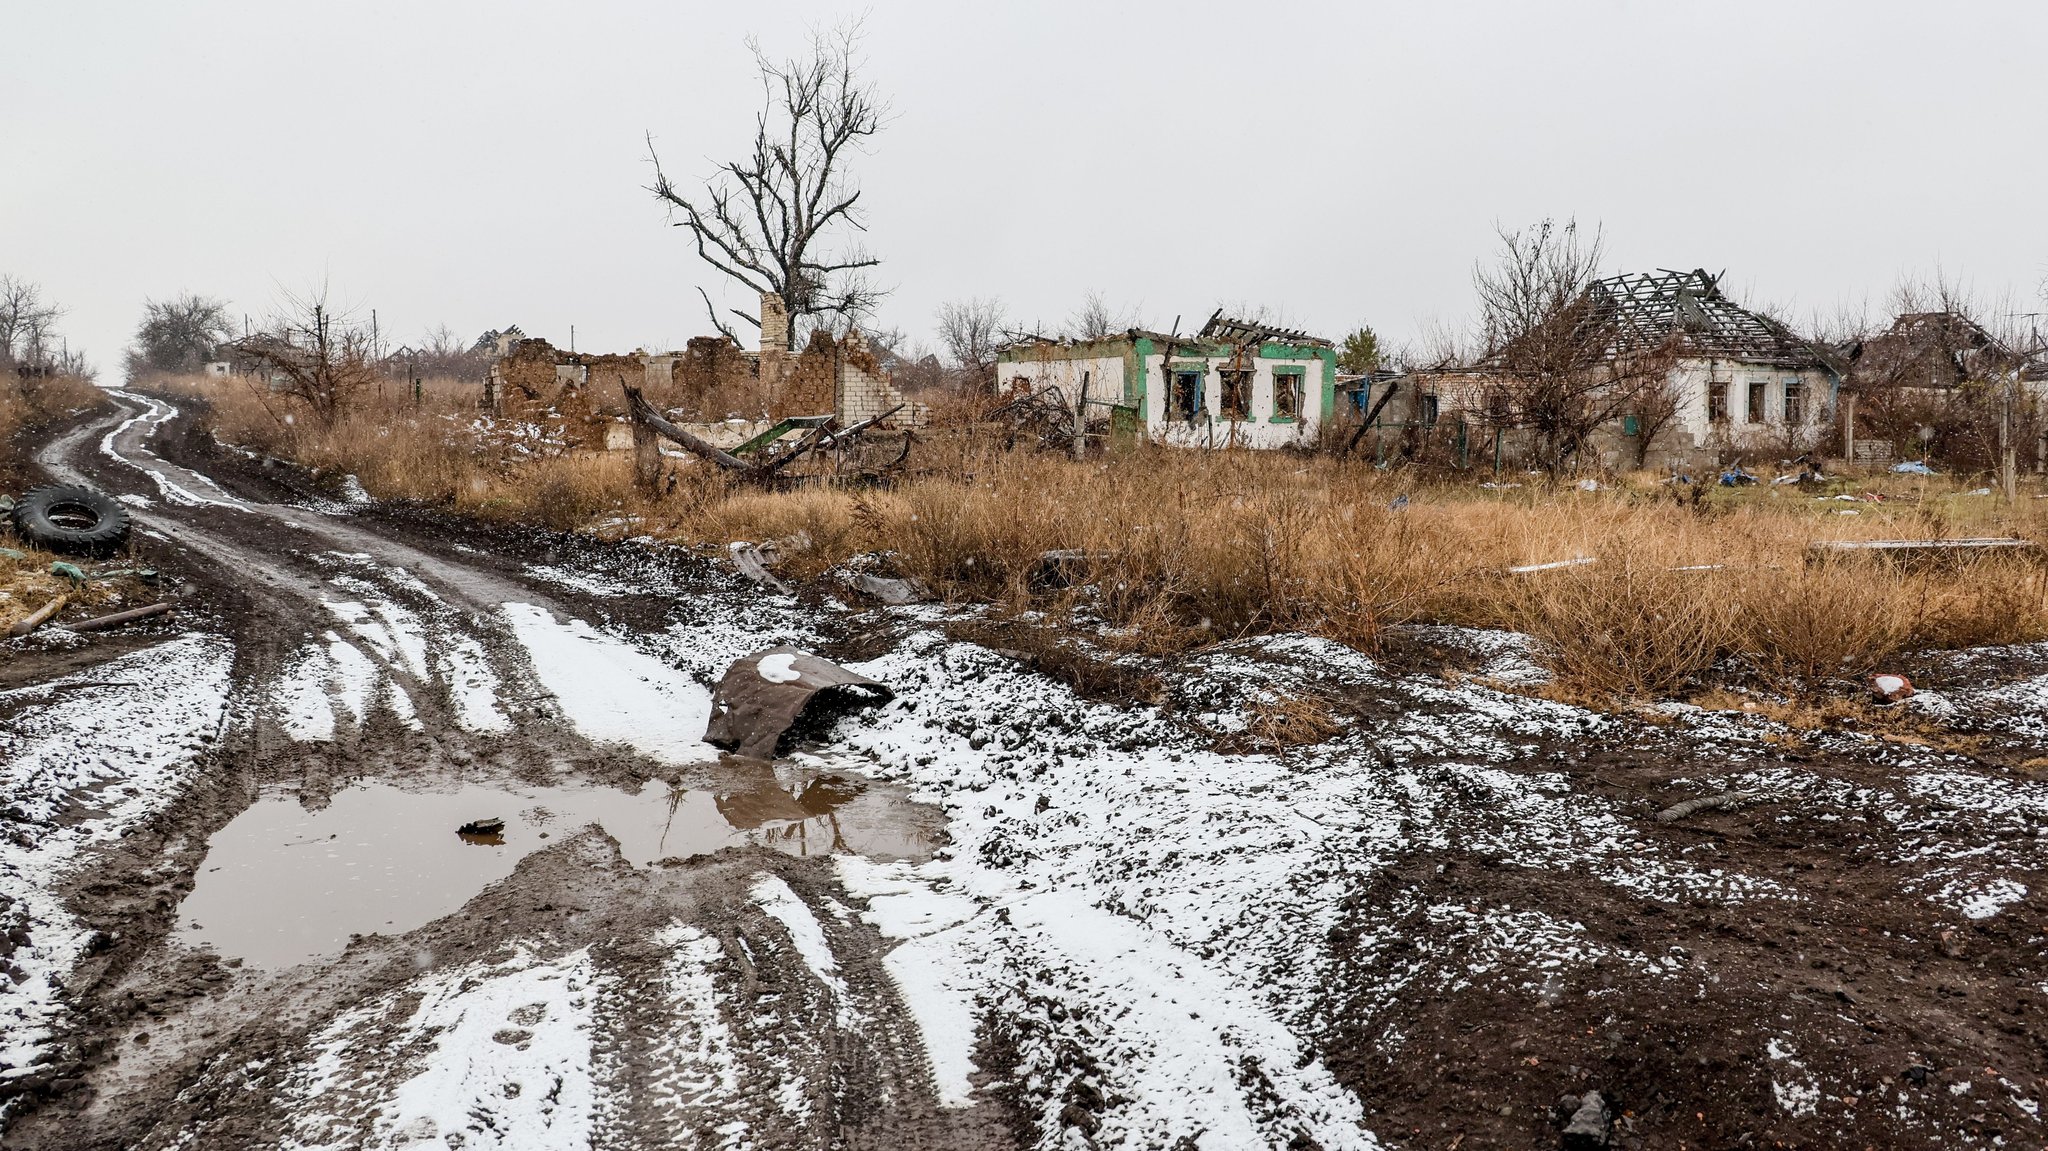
[178,764,939,967]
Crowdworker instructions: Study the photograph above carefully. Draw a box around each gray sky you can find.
[8,1,2046,375]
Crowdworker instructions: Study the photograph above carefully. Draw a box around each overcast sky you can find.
[7,0,2046,375]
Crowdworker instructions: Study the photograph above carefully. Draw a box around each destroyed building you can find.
[484,293,915,449]
[995,311,1337,449]
[1841,311,2048,469]
[1366,269,1838,470]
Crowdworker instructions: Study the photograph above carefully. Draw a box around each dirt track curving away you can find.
[2,387,2047,1149]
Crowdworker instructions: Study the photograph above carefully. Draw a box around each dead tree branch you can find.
[648,20,888,347]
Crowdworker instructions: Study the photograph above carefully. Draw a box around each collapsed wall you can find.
[485,292,915,442]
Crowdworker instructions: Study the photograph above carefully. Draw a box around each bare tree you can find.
[648,21,887,348]
[1064,291,1141,341]
[235,289,377,428]
[935,296,1008,389]
[406,324,489,381]
[0,275,63,369]
[126,293,233,381]
[1473,219,1677,472]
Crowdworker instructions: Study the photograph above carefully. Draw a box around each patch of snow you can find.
[1955,878,2028,920]
[525,564,637,598]
[282,947,600,1150]
[751,875,852,1021]
[757,652,800,683]
[1774,1077,1821,1117]
[325,633,378,724]
[500,603,716,766]
[273,642,338,742]
[444,635,510,734]
[603,923,741,1131]
[0,635,234,1078]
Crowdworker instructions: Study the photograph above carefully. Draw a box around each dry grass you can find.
[0,545,155,635]
[158,372,2048,702]
[1,372,105,487]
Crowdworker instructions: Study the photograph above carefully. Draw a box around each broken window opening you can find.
[1783,379,1805,424]
[1418,394,1440,426]
[1171,369,1204,423]
[1219,370,1252,420]
[1708,382,1730,424]
[1272,370,1304,421]
[1746,380,1767,424]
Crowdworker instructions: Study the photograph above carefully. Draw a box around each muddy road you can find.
[4,387,2048,1149]
[3,391,985,1149]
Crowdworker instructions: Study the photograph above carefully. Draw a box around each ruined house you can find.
[1369,269,1837,470]
[484,293,915,448]
[1842,312,2046,469]
[995,311,1337,449]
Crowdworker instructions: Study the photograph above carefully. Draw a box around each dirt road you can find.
[3,388,2047,1149]
[3,391,991,1148]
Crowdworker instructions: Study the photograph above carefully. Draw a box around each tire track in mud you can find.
[3,391,984,1150]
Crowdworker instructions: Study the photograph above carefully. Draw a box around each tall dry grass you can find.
[1,372,105,485]
[156,372,2048,701]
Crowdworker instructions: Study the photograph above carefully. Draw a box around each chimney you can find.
[760,292,788,355]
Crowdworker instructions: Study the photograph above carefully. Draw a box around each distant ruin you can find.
[485,293,915,448]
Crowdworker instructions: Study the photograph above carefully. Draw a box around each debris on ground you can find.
[9,484,131,556]
[850,573,931,604]
[727,541,793,594]
[457,817,506,836]
[1560,1090,1612,1148]
[704,646,893,759]
[1807,537,2036,568]
[63,601,173,633]
[1655,787,1765,823]
[1508,555,1597,574]
[1871,672,1915,701]
[6,593,66,637]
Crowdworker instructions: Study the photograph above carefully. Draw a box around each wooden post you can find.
[1842,392,1856,469]
[2001,389,2018,503]
[1072,371,1090,461]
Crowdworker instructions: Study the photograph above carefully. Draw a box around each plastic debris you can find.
[1508,556,1596,574]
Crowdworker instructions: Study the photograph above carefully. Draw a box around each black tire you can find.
[11,485,131,557]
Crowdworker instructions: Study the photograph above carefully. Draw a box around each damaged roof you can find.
[1197,310,1331,348]
[1581,269,1825,369]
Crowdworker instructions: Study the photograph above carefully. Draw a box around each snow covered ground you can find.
[0,636,234,1079]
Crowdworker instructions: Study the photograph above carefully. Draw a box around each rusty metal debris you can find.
[704,647,893,760]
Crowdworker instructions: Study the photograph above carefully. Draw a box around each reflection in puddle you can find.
[178,761,939,967]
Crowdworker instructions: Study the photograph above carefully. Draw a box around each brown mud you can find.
[2,389,2044,1149]
[0,391,1006,1150]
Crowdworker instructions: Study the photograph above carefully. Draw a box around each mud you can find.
[3,388,2046,1150]
[0,390,990,1149]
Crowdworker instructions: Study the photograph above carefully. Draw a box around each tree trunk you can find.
[633,419,660,493]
